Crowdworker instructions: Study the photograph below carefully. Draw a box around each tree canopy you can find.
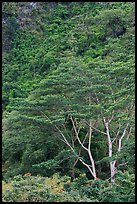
[2,2,135,202]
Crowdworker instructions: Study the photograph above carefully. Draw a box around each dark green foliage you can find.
[66,171,135,202]
[99,171,135,202]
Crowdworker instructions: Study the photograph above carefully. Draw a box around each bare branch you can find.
[118,162,128,167]
[40,111,97,179]
[73,130,90,167]
[116,122,121,137]
[112,121,122,144]
[82,119,107,136]
[87,119,97,178]
[88,119,92,151]
[126,127,132,140]
[70,115,88,151]
[120,127,133,150]
[74,148,82,167]
[112,136,118,144]
[118,123,129,152]
[62,124,77,147]
[108,111,114,124]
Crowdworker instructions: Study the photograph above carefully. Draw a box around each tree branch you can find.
[70,115,88,151]
[108,111,114,124]
[40,111,96,179]
[118,123,129,152]
[82,119,107,136]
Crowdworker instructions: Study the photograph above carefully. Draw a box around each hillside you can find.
[2,2,135,202]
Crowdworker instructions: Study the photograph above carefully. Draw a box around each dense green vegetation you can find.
[2,172,135,202]
[2,2,135,202]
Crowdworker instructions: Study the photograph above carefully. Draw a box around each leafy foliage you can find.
[2,2,135,202]
[2,171,135,202]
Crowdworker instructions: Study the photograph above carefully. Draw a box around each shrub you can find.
[2,173,99,202]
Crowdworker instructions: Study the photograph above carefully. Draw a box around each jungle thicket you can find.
[2,2,135,202]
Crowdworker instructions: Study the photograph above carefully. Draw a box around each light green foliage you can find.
[2,171,135,202]
[2,175,55,202]
[2,174,96,202]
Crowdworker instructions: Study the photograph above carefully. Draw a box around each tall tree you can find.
[10,51,134,182]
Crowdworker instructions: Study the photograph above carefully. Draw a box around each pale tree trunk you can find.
[103,117,116,183]
[70,115,97,179]
[40,111,97,179]
[40,107,133,183]
[110,161,116,183]
[111,123,130,181]
[88,119,97,179]
[103,116,131,183]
